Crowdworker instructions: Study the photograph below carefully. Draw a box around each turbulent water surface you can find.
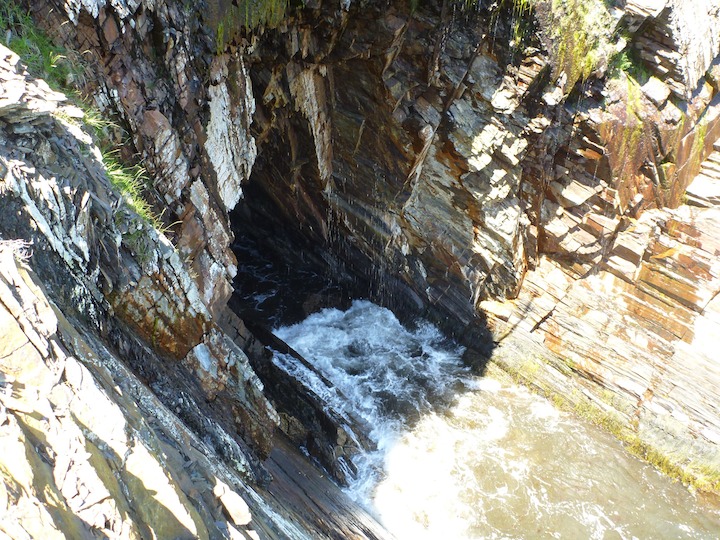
[274,300,720,539]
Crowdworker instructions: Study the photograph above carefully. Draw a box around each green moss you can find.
[235,0,289,28]
[551,393,567,409]
[626,75,643,114]
[546,0,616,88]
[520,357,541,377]
[603,74,648,189]
[625,439,720,493]
[216,21,226,55]
[690,118,709,171]
[689,464,720,493]
[215,0,289,51]
[570,394,626,437]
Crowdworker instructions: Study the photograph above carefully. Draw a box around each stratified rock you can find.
[686,141,720,207]
[228,0,720,489]
[0,244,208,539]
[0,36,392,539]
[629,0,720,99]
[485,155,720,489]
[0,240,392,539]
[184,328,280,458]
[10,0,720,508]
[0,40,279,467]
[31,0,247,318]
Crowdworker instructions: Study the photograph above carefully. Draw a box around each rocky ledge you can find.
[485,150,720,490]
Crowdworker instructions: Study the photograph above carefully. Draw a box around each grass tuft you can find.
[0,0,85,90]
[102,151,162,229]
[2,0,162,231]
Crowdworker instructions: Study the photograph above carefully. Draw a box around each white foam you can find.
[274,300,469,501]
[273,300,720,539]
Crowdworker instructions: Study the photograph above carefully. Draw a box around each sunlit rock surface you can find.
[0,42,391,538]
[485,176,720,489]
[0,245,209,539]
[3,0,720,535]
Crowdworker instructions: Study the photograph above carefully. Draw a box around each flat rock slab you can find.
[260,435,394,540]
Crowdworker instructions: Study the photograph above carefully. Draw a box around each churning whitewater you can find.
[274,301,720,539]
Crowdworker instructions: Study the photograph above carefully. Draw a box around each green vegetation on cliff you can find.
[0,0,83,88]
[1,0,160,228]
[215,0,288,52]
[102,152,162,229]
[543,0,617,88]
[496,0,619,89]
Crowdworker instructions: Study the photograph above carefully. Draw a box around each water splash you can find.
[274,300,470,499]
[274,301,720,539]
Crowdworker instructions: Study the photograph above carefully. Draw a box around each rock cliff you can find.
[233,0,720,489]
[0,39,388,539]
[2,0,720,537]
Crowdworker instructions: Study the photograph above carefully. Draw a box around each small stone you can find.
[642,77,671,107]
[213,480,252,526]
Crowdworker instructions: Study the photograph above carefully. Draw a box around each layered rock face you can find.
[0,43,389,538]
[241,0,720,327]
[486,165,720,489]
[236,2,719,489]
[3,0,720,536]
[238,0,720,488]
[30,0,255,319]
[0,242,244,540]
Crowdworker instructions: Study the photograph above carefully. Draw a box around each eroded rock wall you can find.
[1,243,226,540]
[7,0,720,508]
[0,43,278,468]
[0,238,387,539]
[30,0,254,317]
[0,42,267,532]
[242,0,720,330]
[236,0,720,488]
[0,42,392,538]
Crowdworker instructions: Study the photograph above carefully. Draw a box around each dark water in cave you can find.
[230,236,352,327]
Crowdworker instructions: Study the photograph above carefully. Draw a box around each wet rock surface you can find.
[3,0,720,536]
[0,42,390,538]
[0,240,390,539]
